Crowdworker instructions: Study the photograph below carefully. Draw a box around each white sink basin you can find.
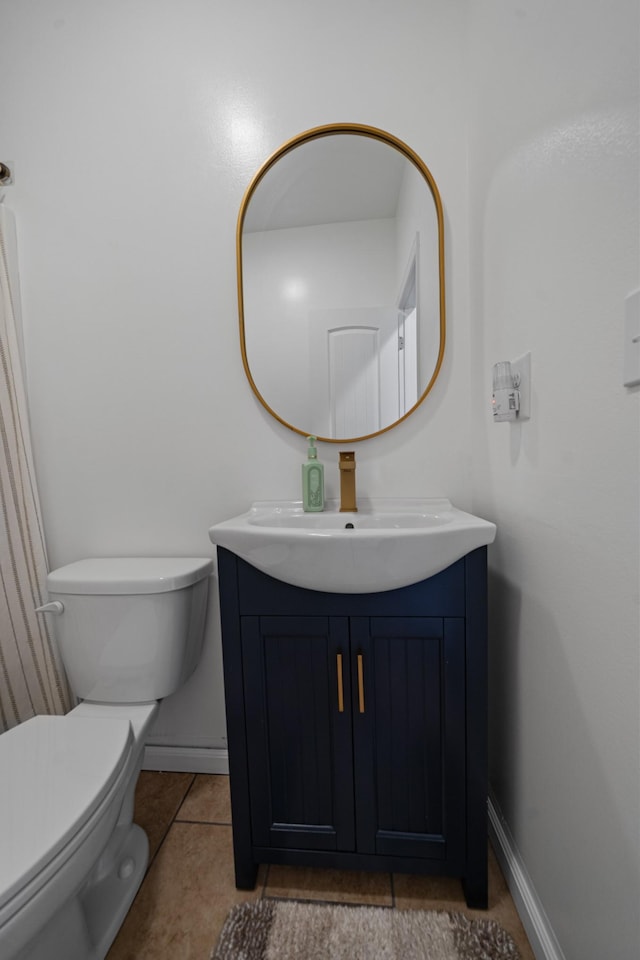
[209,499,496,594]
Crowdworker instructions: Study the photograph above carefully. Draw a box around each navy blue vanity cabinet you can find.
[217,545,488,909]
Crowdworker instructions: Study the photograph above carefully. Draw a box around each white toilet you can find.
[0,556,213,960]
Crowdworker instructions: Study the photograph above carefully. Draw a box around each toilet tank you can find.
[46,558,213,703]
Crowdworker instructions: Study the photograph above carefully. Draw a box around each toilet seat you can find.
[0,715,132,916]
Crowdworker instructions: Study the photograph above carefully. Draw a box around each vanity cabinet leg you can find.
[234,859,258,890]
[462,871,488,910]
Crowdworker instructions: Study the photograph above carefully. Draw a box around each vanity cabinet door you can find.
[350,617,466,866]
[241,615,356,852]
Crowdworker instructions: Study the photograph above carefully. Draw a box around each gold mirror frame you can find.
[237,123,446,443]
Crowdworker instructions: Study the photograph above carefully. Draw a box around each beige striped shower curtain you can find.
[0,205,71,732]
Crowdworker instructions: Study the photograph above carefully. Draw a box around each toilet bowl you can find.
[0,556,213,960]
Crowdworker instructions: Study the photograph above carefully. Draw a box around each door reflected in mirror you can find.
[238,124,445,442]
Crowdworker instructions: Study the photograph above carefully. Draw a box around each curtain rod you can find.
[0,162,12,184]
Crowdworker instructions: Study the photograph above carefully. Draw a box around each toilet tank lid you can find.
[47,557,213,595]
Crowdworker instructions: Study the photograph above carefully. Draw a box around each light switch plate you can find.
[623,290,640,388]
[512,352,531,421]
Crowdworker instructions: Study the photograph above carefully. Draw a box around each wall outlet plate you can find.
[0,160,13,185]
[623,290,640,388]
[511,352,531,421]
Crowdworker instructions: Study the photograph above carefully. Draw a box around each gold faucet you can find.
[339,451,357,512]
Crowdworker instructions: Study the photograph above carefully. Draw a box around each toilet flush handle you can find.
[35,601,64,615]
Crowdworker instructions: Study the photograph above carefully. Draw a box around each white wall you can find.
[467,2,639,958]
[0,0,471,752]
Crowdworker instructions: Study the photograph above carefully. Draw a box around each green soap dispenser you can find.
[302,436,324,512]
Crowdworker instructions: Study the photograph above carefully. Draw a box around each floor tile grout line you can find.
[174,817,233,826]
[146,773,197,872]
[263,894,397,909]
[177,771,199,807]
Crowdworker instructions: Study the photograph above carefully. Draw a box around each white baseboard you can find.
[488,794,566,960]
[142,745,229,774]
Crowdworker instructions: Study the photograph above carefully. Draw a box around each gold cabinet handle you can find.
[357,653,365,713]
[336,653,344,712]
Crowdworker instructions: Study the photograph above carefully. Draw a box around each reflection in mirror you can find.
[238,124,445,442]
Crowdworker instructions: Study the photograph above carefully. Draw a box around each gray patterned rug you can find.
[212,900,521,959]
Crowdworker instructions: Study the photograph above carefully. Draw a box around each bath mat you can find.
[211,899,521,960]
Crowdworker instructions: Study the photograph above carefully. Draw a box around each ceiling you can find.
[243,133,410,232]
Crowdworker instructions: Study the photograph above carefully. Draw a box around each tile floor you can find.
[107,772,535,960]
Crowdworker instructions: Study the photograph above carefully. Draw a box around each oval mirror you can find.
[237,123,445,442]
